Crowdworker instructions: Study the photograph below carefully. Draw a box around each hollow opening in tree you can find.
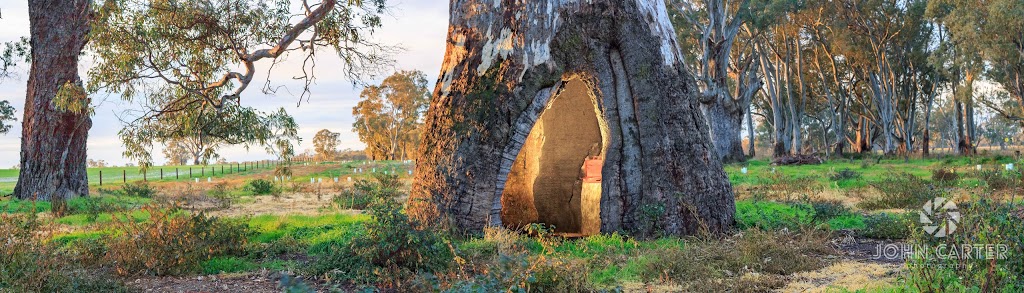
[500,78,608,235]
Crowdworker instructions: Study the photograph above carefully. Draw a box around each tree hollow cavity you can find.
[500,78,608,235]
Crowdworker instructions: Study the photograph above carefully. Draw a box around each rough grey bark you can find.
[14,0,93,201]
[410,0,735,237]
[675,0,758,163]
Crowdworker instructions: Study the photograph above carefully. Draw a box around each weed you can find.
[860,212,913,239]
[109,182,157,198]
[332,172,402,209]
[979,170,1021,193]
[931,168,960,185]
[0,213,128,292]
[246,179,278,195]
[830,168,862,181]
[104,203,250,276]
[903,198,1024,291]
[207,182,233,209]
[201,257,257,275]
[859,172,940,210]
[308,197,452,287]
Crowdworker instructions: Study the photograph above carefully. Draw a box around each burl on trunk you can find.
[409,0,734,237]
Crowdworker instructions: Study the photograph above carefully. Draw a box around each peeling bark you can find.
[14,0,93,201]
[410,0,734,237]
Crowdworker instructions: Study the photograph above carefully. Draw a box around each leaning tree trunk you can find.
[409,0,735,237]
[14,0,92,201]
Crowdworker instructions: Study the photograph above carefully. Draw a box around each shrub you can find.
[111,182,157,198]
[859,172,939,210]
[904,199,1024,291]
[637,229,828,290]
[931,168,960,185]
[333,173,402,210]
[810,199,851,222]
[104,204,250,276]
[246,179,277,195]
[207,182,233,209]
[859,212,913,239]
[307,197,452,287]
[0,213,128,292]
[979,170,1021,192]
[830,168,862,181]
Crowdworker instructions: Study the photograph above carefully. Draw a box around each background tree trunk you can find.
[14,0,92,201]
[409,0,734,237]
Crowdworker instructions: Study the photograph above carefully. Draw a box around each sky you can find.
[0,1,449,167]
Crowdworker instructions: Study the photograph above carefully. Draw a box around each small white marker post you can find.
[977,165,983,171]
[334,177,339,183]
[1007,163,1015,171]
[741,167,748,174]
[408,170,413,175]
[310,178,315,184]
[207,177,211,183]
[347,177,352,182]
[194,178,199,183]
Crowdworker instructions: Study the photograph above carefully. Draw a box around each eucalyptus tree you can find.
[312,129,340,161]
[409,0,734,237]
[352,70,429,161]
[14,0,390,201]
[930,0,1024,128]
[0,39,27,135]
[670,0,800,162]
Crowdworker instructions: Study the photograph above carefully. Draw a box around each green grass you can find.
[201,257,258,275]
[723,157,1018,190]
[248,213,369,247]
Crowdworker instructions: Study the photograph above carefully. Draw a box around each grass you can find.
[723,156,1021,190]
[3,157,1020,291]
[0,161,350,195]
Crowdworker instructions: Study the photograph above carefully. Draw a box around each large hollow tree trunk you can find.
[14,0,93,201]
[409,0,735,237]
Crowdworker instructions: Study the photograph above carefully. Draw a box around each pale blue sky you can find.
[0,1,449,167]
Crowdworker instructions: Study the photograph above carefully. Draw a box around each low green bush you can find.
[104,204,250,276]
[903,199,1024,291]
[860,172,939,210]
[0,213,128,292]
[307,197,452,287]
[246,179,277,195]
[859,212,913,239]
[332,173,402,210]
[830,168,862,181]
[106,182,157,198]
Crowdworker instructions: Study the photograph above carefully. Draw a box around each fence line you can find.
[96,160,280,186]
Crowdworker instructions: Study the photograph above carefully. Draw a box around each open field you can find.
[2,156,1023,292]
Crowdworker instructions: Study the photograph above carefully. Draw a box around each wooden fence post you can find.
[122,169,126,183]
[99,170,102,186]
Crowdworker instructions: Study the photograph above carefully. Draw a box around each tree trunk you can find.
[704,100,746,163]
[410,0,734,237]
[14,0,92,201]
[746,102,755,158]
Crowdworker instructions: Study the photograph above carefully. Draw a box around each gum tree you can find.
[14,0,390,200]
[409,0,735,237]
